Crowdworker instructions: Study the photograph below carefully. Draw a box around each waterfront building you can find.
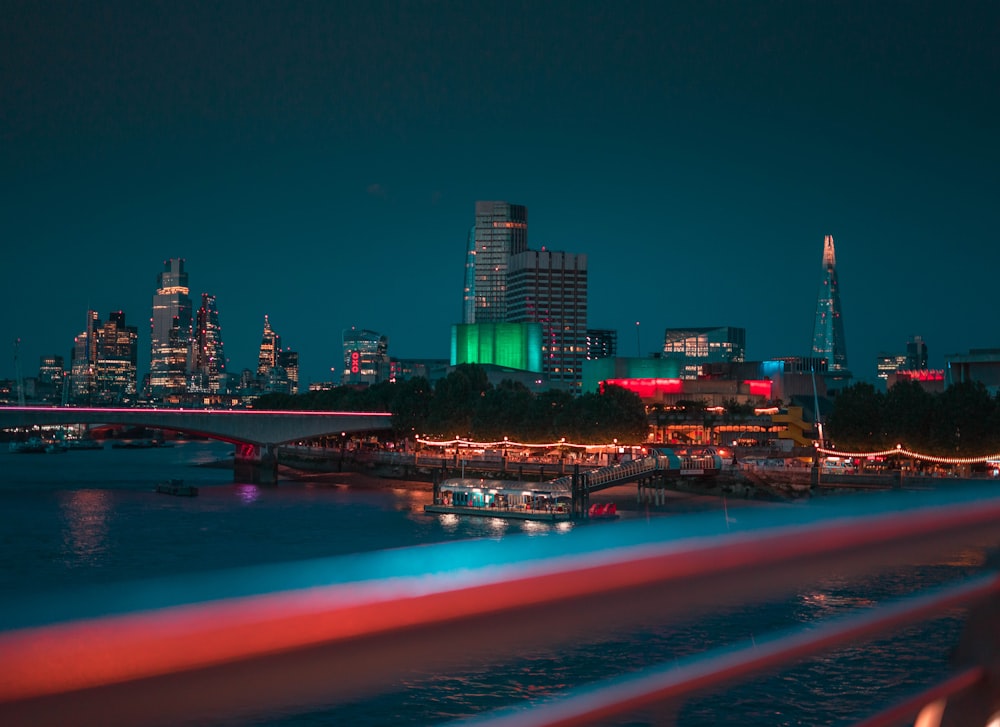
[662,326,746,379]
[92,311,138,405]
[811,235,849,373]
[463,201,528,324]
[343,327,389,386]
[150,259,193,398]
[944,349,1000,395]
[586,329,618,360]
[451,323,543,373]
[195,293,226,393]
[508,249,588,390]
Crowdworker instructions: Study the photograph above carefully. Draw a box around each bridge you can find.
[0,406,394,482]
[0,486,997,726]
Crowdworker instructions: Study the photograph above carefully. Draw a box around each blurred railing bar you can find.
[452,572,1000,727]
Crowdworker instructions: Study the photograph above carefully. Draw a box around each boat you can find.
[64,438,104,451]
[155,479,199,497]
[9,438,47,454]
[588,502,618,519]
[45,442,67,454]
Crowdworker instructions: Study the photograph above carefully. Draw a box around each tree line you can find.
[255,364,650,444]
[826,380,1000,455]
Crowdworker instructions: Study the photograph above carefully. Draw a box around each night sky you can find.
[3,1,998,387]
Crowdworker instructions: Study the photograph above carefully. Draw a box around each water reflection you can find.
[236,484,260,504]
[59,489,111,567]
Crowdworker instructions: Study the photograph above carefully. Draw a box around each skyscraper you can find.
[811,235,848,372]
[93,311,138,404]
[463,201,528,324]
[70,310,100,402]
[150,259,193,397]
[195,293,226,393]
[257,315,281,378]
[508,249,588,390]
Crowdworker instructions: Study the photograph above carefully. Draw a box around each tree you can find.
[826,382,884,450]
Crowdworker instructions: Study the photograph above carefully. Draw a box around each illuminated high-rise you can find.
[811,235,848,372]
[508,249,588,390]
[150,258,193,397]
[70,310,100,402]
[92,311,138,404]
[256,315,280,378]
[195,293,226,393]
[463,201,528,324]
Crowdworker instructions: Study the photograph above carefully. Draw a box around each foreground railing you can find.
[0,487,998,726]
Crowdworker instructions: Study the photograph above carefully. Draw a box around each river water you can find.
[0,441,985,726]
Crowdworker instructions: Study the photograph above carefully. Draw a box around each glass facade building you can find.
[463,201,528,324]
[343,328,389,385]
[149,258,193,397]
[93,311,138,404]
[811,235,849,372]
[195,293,226,393]
[662,326,746,379]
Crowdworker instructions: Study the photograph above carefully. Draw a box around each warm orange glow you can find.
[817,444,1000,465]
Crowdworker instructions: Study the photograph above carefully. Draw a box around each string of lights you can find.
[816,444,1000,466]
[415,437,620,450]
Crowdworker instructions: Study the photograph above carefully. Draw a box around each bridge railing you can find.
[0,487,998,726]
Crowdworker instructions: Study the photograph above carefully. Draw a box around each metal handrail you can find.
[1,487,998,726]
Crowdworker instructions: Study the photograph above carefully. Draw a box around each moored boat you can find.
[155,479,199,497]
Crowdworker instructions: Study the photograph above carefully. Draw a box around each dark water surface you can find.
[0,442,983,725]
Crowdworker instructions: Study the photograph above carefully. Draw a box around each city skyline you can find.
[3,2,998,386]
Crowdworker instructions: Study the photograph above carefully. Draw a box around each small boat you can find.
[155,479,199,497]
[9,438,47,454]
[588,502,618,519]
[45,443,68,454]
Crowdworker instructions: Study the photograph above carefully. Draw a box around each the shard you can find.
[811,235,848,372]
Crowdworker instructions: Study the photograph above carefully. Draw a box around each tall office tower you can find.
[278,349,299,394]
[811,235,848,372]
[906,335,928,370]
[463,201,528,324]
[342,328,389,385]
[662,326,746,379]
[70,310,101,402]
[38,355,65,403]
[508,250,588,390]
[150,258,193,397]
[195,294,226,392]
[92,311,138,404]
[256,315,281,378]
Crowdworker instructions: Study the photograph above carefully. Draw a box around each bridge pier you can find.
[234,444,278,485]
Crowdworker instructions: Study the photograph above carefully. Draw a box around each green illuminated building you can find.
[451,323,543,373]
